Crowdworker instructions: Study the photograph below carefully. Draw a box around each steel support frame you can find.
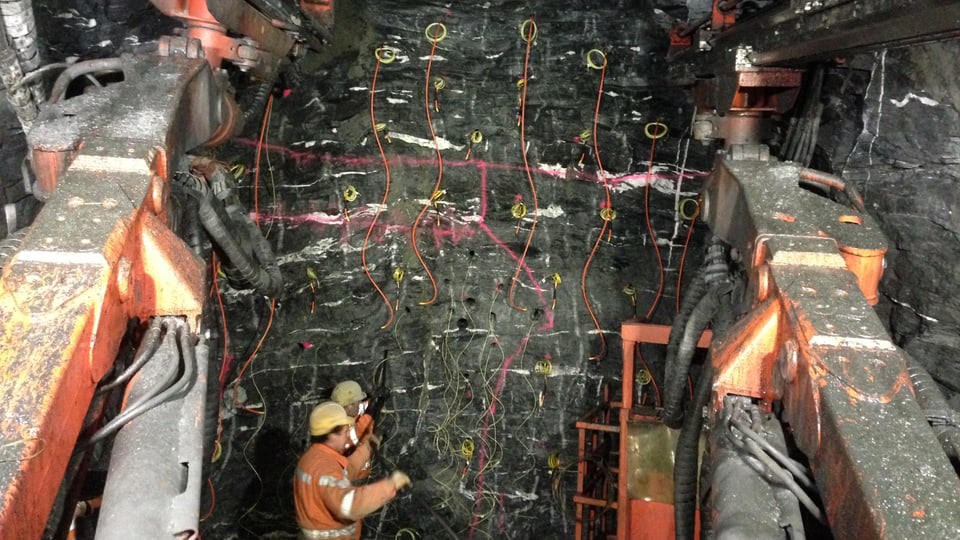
[702,154,960,539]
[575,392,618,540]
[669,0,960,80]
[0,55,225,539]
[668,0,960,129]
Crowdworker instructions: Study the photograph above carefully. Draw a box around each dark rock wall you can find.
[824,43,960,401]
[202,2,713,538]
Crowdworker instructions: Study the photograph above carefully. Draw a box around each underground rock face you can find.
[833,42,960,398]
[200,2,713,538]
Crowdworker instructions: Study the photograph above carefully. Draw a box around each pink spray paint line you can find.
[241,142,701,323]
[249,142,558,331]
[238,139,706,187]
[276,207,477,248]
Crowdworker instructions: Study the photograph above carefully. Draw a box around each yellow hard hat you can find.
[331,380,367,406]
[309,401,355,436]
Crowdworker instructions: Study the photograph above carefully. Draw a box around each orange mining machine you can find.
[0,0,327,537]
[577,0,960,538]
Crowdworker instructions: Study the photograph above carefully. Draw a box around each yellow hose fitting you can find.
[520,19,538,42]
[375,46,398,64]
[461,438,475,459]
[586,49,607,70]
[644,121,669,140]
[425,22,447,43]
[512,201,528,219]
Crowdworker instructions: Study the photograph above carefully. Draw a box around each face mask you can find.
[348,425,359,446]
[357,401,368,416]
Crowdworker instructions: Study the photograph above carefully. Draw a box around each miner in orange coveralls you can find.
[331,381,375,445]
[294,401,410,540]
[331,380,378,478]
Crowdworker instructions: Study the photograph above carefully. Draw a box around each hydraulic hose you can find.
[242,72,278,127]
[178,188,204,255]
[663,287,721,429]
[3,195,40,238]
[664,237,730,428]
[906,356,960,459]
[0,0,43,105]
[225,198,282,291]
[85,320,183,446]
[0,48,36,127]
[48,57,127,103]
[0,0,39,72]
[669,237,740,538]
[198,189,282,297]
[246,213,283,291]
[664,271,710,401]
[674,358,713,540]
[190,158,283,297]
[85,319,197,446]
[96,318,165,395]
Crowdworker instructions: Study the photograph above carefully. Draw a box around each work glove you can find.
[390,471,411,490]
[364,432,382,451]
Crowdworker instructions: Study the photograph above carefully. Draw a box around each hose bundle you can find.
[85,317,198,447]
[667,236,740,540]
[905,354,960,460]
[184,157,283,298]
[663,238,731,429]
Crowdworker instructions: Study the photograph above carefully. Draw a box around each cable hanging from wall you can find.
[581,48,611,361]
[642,120,669,321]
[675,197,700,313]
[252,94,275,227]
[411,22,448,306]
[364,45,399,329]
[507,16,540,312]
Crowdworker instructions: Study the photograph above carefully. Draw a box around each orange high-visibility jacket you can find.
[294,443,396,538]
[346,414,375,479]
[355,413,374,441]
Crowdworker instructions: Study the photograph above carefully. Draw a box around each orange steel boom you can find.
[0,55,228,539]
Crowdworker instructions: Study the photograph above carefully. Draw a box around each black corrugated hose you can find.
[669,237,739,540]
[182,159,283,297]
[674,357,714,540]
[198,189,282,297]
[663,287,722,429]
[663,238,730,429]
[905,355,960,460]
[664,270,710,401]
[242,70,279,127]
